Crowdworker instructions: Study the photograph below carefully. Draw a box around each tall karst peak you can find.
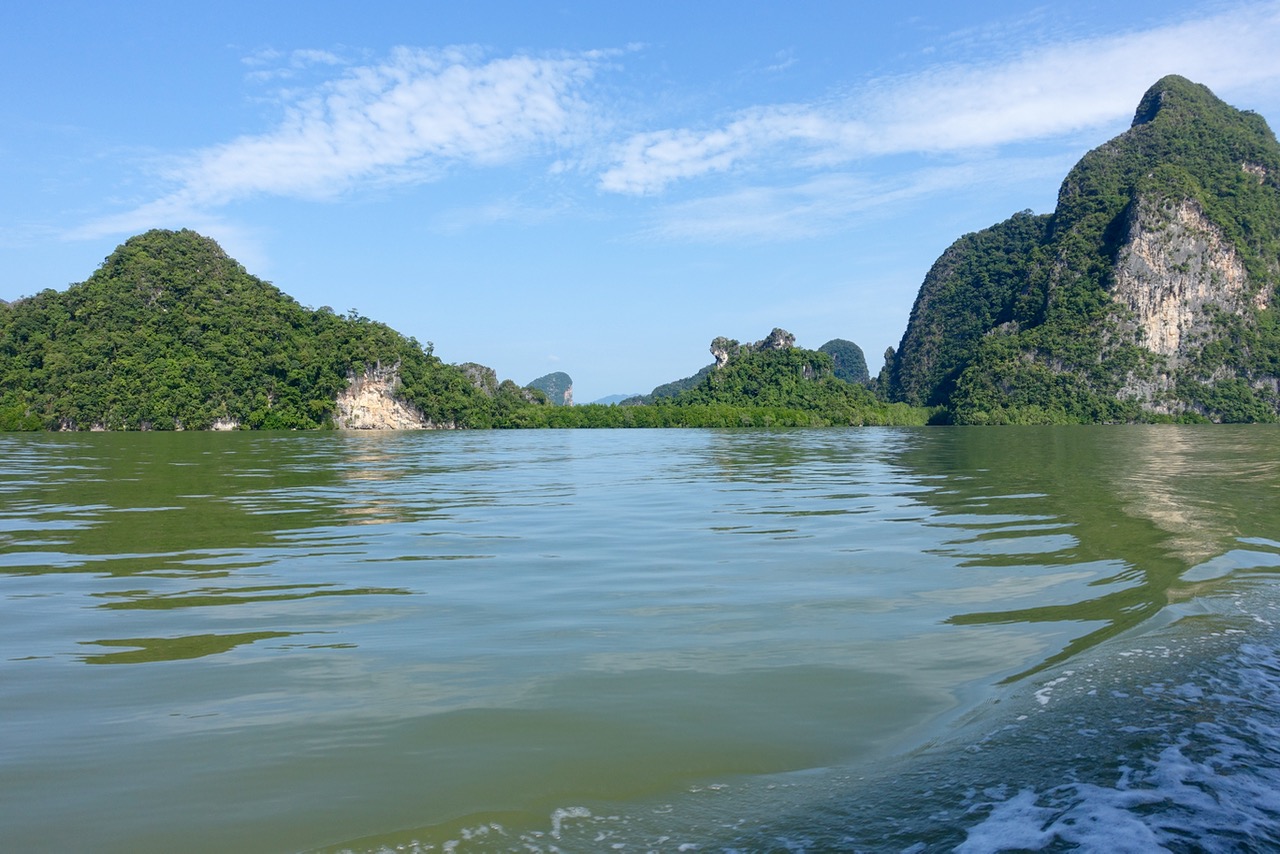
[1130,74,1221,127]
[887,76,1280,423]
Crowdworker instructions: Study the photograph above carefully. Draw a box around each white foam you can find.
[959,638,1280,851]
[1032,671,1073,706]
[549,806,592,839]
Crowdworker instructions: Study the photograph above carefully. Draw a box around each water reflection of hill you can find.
[0,432,426,662]
[890,426,1280,677]
[0,433,351,575]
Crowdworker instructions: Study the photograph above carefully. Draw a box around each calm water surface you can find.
[2,427,1279,851]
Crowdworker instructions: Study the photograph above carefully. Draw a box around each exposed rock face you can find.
[758,328,795,350]
[333,362,444,430]
[1113,196,1264,365]
[209,417,241,431]
[711,328,796,369]
[459,362,498,397]
[710,337,738,369]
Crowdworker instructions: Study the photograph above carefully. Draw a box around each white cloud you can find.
[79,47,605,237]
[765,49,797,74]
[600,2,1280,194]
[599,106,839,194]
[641,155,1075,243]
[241,48,283,67]
[290,48,345,67]
[243,47,349,83]
[70,3,1280,247]
[194,47,599,200]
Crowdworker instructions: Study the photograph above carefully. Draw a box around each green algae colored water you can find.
[3,427,1280,851]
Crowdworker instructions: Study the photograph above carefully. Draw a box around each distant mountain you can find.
[0,229,537,430]
[590,393,642,406]
[622,365,713,405]
[526,371,573,406]
[884,76,1280,423]
[818,339,870,385]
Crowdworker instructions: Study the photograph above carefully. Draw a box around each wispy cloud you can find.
[69,3,1280,246]
[428,195,574,232]
[75,46,607,238]
[764,49,797,74]
[641,155,1076,243]
[242,47,348,83]
[600,2,1280,195]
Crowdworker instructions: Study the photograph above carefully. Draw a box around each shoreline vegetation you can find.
[3,75,1279,431]
[0,229,930,431]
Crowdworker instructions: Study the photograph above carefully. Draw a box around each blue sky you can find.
[5,1,1280,401]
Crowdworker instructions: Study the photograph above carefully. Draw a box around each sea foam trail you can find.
[956,642,1280,852]
[949,582,1280,853]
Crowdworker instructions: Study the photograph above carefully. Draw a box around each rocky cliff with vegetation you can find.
[884,76,1280,423]
[602,328,920,425]
[0,229,537,430]
[526,371,573,406]
[629,330,871,404]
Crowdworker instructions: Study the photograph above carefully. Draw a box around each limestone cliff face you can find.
[333,362,447,430]
[1113,196,1265,364]
[1109,194,1273,412]
[459,362,499,397]
[711,328,797,368]
[888,75,1280,422]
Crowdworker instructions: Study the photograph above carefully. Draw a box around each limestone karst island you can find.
[2,76,1278,430]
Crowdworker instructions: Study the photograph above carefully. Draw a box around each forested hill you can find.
[884,75,1280,423]
[526,371,573,406]
[0,229,522,430]
[0,232,928,431]
[591,328,925,427]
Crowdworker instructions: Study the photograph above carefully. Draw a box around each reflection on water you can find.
[80,631,299,664]
[1,427,1278,852]
[892,426,1280,678]
[91,582,411,611]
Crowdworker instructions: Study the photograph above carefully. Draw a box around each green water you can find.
[2,427,1278,851]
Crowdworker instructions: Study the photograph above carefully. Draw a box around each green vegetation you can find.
[886,75,1280,423]
[600,336,930,428]
[818,338,870,385]
[19,76,1275,432]
[624,364,714,405]
[0,229,500,430]
[886,210,1049,407]
[472,339,930,428]
[0,232,927,430]
[526,371,573,406]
